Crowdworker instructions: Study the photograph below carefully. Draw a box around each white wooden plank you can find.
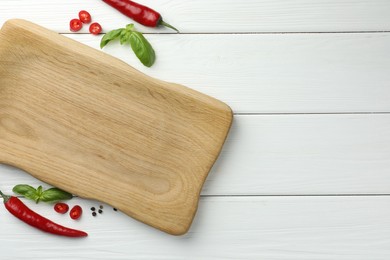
[2,114,390,195]
[1,0,390,33]
[60,33,390,113]
[208,114,390,195]
[0,196,389,259]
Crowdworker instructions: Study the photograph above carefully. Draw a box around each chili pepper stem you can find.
[0,190,10,202]
[160,20,179,32]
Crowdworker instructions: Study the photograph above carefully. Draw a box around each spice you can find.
[113,208,118,211]
[98,209,103,214]
[91,207,96,211]
[0,190,87,237]
[102,0,178,32]
[92,212,97,217]
[99,205,103,209]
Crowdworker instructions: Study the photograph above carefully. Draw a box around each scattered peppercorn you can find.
[92,212,97,217]
[99,205,103,209]
[98,209,103,214]
[113,208,117,211]
[90,207,96,211]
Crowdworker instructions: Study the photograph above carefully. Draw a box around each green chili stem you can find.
[0,190,10,202]
[160,20,179,32]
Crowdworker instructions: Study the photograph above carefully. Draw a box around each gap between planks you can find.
[12,194,390,199]
[235,112,390,115]
[60,31,390,35]
[202,194,390,197]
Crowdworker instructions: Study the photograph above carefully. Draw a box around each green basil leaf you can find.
[120,31,131,45]
[100,28,124,49]
[129,31,156,67]
[13,185,40,202]
[12,184,36,196]
[40,188,73,202]
[120,28,128,37]
[35,185,43,203]
[13,184,39,202]
[29,193,41,203]
[126,24,135,32]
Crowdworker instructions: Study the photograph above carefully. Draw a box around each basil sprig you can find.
[13,184,73,204]
[100,24,156,67]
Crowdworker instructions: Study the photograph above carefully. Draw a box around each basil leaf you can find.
[13,184,39,202]
[35,185,43,203]
[120,28,128,37]
[100,28,123,49]
[129,31,156,67]
[120,31,131,45]
[41,188,73,202]
[29,193,41,203]
[126,24,134,31]
[13,185,40,202]
[13,184,36,196]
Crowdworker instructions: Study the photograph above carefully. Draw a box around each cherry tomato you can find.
[89,22,102,35]
[54,203,69,214]
[70,18,83,32]
[79,10,92,24]
[70,205,83,220]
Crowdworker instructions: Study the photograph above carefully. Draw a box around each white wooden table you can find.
[1,1,390,259]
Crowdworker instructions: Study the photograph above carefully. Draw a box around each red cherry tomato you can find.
[89,22,102,35]
[54,203,69,214]
[79,10,92,24]
[70,205,83,220]
[70,19,83,32]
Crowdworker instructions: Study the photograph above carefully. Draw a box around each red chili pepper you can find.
[102,0,178,32]
[0,191,87,237]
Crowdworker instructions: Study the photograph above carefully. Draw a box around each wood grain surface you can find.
[0,19,232,235]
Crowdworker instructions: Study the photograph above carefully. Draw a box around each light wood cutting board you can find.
[0,19,232,235]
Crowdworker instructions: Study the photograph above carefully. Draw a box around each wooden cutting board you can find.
[0,19,232,235]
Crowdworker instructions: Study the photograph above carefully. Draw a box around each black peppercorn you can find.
[98,209,103,214]
[92,212,97,217]
[91,207,96,211]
